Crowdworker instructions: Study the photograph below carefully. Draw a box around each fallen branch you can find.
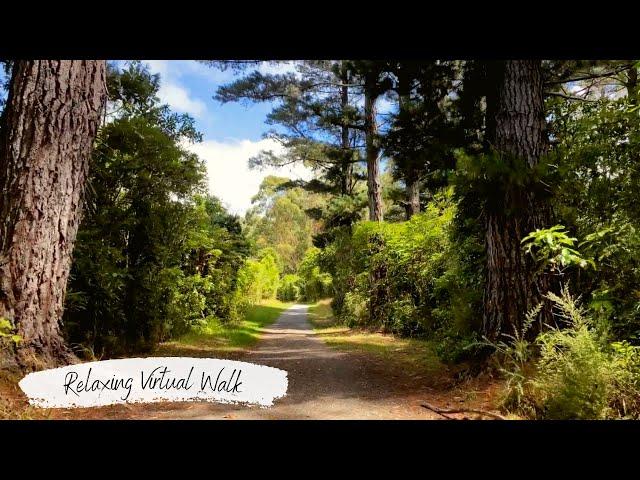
[421,402,507,420]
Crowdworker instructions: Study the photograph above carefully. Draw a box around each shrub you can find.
[165,270,212,337]
[0,317,21,355]
[608,340,640,418]
[277,274,301,302]
[322,187,482,347]
[236,249,281,304]
[493,286,640,419]
[533,290,612,419]
[297,247,332,302]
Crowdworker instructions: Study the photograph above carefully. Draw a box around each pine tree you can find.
[0,61,107,368]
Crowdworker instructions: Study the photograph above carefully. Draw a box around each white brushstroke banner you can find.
[19,357,288,408]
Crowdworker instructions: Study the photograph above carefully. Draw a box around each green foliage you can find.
[0,317,21,348]
[296,247,332,302]
[493,286,640,419]
[322,188,482,353]
[533,289,613,419]
[578,221,640,339]
[608,340,640,417]
[63,62,250,356]
[214,60,366,199]
[236,248,281,307]
[549,94,640,340]
[486,304,541,416]
[521,225,595,273]
[244,176,319,274]
[277,274,301,302]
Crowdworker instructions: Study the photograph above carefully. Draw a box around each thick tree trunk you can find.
[482,60,553,340]
[0,60,107,368]
[364,74,383,222]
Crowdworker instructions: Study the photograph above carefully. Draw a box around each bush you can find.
[165,270,212,337]
[494,286,640,419]
[608,340,640,417]
[297,247,332,302]
[533,291,612,419]
[236,249,281,305]
[277,274,301,302]
[341,290,369,327]
[322,188,481,347]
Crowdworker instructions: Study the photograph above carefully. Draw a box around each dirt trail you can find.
[146,304,461,419]
[29,304,499,420]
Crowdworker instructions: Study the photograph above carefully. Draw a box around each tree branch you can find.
[545,91,596,102]
[421,402,507,420]
[545,64,633,86]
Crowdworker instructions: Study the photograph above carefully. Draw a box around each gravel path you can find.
[44,304,500,420]
[151,304,442,419]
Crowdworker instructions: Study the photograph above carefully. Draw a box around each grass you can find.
[156,299,292,358]
[307,299,444,378]
[0,300,292,420]
[0,368,52,419]
[306,299,506,412]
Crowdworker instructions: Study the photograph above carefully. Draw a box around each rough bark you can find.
[482,60,553,340]
[364,73,383,222]
[0,60,107,369]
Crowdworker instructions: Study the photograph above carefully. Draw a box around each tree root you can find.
[421,402,507,420]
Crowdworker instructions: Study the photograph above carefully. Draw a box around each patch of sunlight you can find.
[307,298,443,376]
[157,299,292,357]
[307,298,338,329]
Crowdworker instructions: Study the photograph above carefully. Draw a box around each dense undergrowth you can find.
[319,188,483,364]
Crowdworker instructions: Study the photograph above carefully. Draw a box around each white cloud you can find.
[157,82,206,118]
[184,138,313,215]
[142,60,208,118]
[180,61,238,83]
[377,96,397,114]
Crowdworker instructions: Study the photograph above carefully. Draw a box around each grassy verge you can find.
[0,300,292,419]
[0,368,53,419]
[156,299,292,358]
[308,299,444,378]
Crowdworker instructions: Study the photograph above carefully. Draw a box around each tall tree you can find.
[344,60,396,222]
[244,175,321,273]
[0,60,107,367]
[214,61,365,198]
[482,60,554,340]
[396,63,420,218]
[363,66,384,221]
[384,60,458,219]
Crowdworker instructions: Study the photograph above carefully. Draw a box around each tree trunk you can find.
[340,62,354,196]
[482,60,553,340]
[0,60,107,368]
[397,67,420,220]
[364,73,383,222]
[405,177,420,220]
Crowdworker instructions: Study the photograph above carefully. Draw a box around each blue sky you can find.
[117,60,314,215]
[138,60,399,215]
[1,61,396,215]
[139,60,280,142]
